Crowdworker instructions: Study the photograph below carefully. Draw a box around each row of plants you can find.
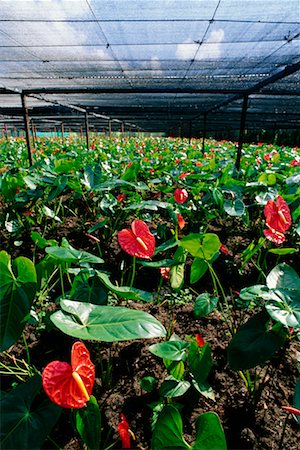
[1,136,300,449]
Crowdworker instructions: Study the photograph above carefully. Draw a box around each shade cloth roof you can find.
[0,0,299,134]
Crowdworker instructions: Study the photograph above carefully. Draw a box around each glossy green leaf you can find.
[96,271,153,302]
[227,310,287,370]
[0,375,61,450]
[265,290,300,328]
[51,299,166,341]
[294,377,300,426]
[140,376,157,392]
[0,251,37,351]
[194,293,218,317]
[76,395,101,450]
[46,239,104,265]
[149,341,189,361]
[193,412,227,450]
[170,247,186,290]
[188,341,213,385]
[180,233,220,261]
[139,259,178,268]
[223,199,245,217]
[266,264,300,291]
[159,377,191,398]
[70,270,108,305]
[42,205,62,222]
[191,379,215,401]
[151,404,189,450]
[164,360,185,380]
[268,248,298,255]
[190,258,208,284]
[31,231,57,249]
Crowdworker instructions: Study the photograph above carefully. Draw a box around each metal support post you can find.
[21,93,33,166]
[236,95,248,171]
[109,119,112,139]
[84,111,89,150]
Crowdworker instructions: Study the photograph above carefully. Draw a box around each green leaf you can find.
[268,248,298,255]
[46,240,104,265]
[227,310,287,370]
[151,404,189,450]
[42,205,62,222]
[70,270,108,305]
[193,412,227,450]
[154,238,178,255]
[140,376,157,392]
[190,258,208,284]
[159,377,191,398]
[223,199,245,217]
[188,341,213,385]
[76,395,101,450]
[149,341,189,361]
[51,299,166,341]
[164,360,185,380]
[191,379,215,401]
[139,259,178,268]
[265,290,300,328]
[0,375,61,450]
[266,264,300,291]
[31,231,57,249]
[294,377,300,426]
[96,271,153,302]
[180,233,220,261]
[0,251,37,351]
[194,293,218,317]
[170,247,187,290]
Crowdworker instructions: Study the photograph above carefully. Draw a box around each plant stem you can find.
[208,264,233,335]
[23,332,31,366]
[59,266,65,297]
[129,256,136,288]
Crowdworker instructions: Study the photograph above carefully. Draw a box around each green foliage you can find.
[0,251,37,351]
[51,299,166,341]
[0,375,61,450]
[75,396,101,450]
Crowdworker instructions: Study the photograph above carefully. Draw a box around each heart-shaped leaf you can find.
[51,300,166,341]
[193,412,227,450]
[194,293,218,317]
[149,341,189,361]
[151,404,189,450]
[227,310,287,370]
[0,375,61,450]
[159,377,191,398]
[46,239,104,265]
[266,264,300,291]
[0,251,37,351]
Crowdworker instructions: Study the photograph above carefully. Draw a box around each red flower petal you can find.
[177,213,185,230]
[281,406,300,416]
[118,415,131,448]
[195,334,205,347]
[42,342,94,409]
[118,220,155,259]
[263,228,286,244]
[174,188,188,204]
[264,196,291,234]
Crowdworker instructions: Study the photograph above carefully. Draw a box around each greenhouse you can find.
[0,1,299,450]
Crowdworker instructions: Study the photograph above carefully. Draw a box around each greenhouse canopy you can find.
[0,0,299,136]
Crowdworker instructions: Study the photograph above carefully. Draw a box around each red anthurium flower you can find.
[281,406,300,416]
[263,195,291,244]
[177,213,185,230]
[117,193,126,203]
[174,188,188,204]
[118,220,155,259]
[290,159,300,166]
[179,172,190,179]
[220,244,230,255]
[195,334,205,348]
[42,342,95,409]
[118,413,135,449]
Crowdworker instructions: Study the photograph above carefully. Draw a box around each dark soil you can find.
[2,300,299,450]
[1,215,299,450]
